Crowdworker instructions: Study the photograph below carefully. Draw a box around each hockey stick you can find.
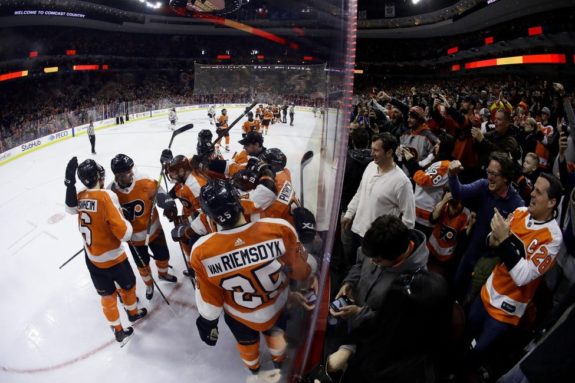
[145,123,194,245]
[212,101,258,146]
[178,242,196,289]
[128,244,172,308]
[299,150,314,207]
[59,248,83,269]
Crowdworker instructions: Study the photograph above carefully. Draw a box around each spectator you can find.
[448,152,525,303]
[341,132,415,260]
[465,173,563,375]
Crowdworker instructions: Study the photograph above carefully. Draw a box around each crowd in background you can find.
[323,76,575,382]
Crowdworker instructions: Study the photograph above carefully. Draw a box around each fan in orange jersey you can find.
[165,154,208,255]
[64,157,147,344]
[215,108,230,152]
[261,107,274,135]
[465,173,563,368]
[190,179,316,376]
[241,111,261,136]
[109,154,178,301]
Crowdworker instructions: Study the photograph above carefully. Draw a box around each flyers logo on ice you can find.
[78,199,97,212]
[202,239,286,277]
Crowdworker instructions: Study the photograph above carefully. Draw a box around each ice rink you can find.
[0,106,323,383]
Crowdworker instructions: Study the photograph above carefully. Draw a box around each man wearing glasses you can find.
[448,151,524,304]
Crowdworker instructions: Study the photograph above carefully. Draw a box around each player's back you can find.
[191,218,310,331]
[77,188,132,268]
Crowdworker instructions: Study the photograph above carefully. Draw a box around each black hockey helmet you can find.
[197,141,215,157]
[232,169,258,192]
[262,148,287,172]
[198,129,213,143]
[200,179,243,229]
[222,108,227,115]
[110,154,134,175]
[77,159,103,188]
[247,111,254,119]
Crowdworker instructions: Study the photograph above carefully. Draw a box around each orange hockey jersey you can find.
[174,170,208,217]
[242,120,261,135]
[427,203,470,261]
[71,189,133,269]
[191,218,311,331]
[534,123,554,169]
[413,160,450,227]
[109,175,161,246]
[217,114,229,128]
[481,207,561,325]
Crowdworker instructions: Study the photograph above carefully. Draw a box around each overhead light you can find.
[412,0,421,4]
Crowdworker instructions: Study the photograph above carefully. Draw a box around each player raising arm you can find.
[64,157,147,344]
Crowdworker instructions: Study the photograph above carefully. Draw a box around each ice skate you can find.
[145,284,154,300]
[127,307,147,323]
[113,326,134,347]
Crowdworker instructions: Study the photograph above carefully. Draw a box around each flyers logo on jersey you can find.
[277,182,293,205]
[202,239,286,277]
[78,199,97,212]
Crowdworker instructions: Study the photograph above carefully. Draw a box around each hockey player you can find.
[262,107,273,135]
[255,104,264,120]
[216,108,230,152]
[289,104,295,126]
[207,105,216,125]
[204,131,267,179]
[109,154,178,300]
[64,157,147,344]
[241,111,261,137]
[190,179,314,375]
[272,104,280,124]
[169,108,177,130]
[165,154,208,255]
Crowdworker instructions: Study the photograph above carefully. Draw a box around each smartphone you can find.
[302,289,317,305]
[330,296,352,312]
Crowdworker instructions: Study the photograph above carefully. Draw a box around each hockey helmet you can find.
[77,159,103,188]
[111,154,134,175]
[222,108,227,115]
[200,179,243,229]
[232,169,258,192]
[262,148,287,172]
[198,129,213,143]
[166,155,191,183]
[247,111,254,119]
[196,141,215,157]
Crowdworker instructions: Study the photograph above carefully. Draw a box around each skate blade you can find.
[119,333,133,348]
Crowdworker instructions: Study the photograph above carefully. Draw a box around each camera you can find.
[329,296,353,312]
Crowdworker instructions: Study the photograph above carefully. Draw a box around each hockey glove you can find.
[156,193,178,221]
[171,224,192,242]
[196,316,219,346]
[64,156,78,187]
[293,207,317,244]
[162,199,178,221]
[160,149,173,165]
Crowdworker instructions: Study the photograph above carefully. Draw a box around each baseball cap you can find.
[541,107,551,115]
[238,131,264,146]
